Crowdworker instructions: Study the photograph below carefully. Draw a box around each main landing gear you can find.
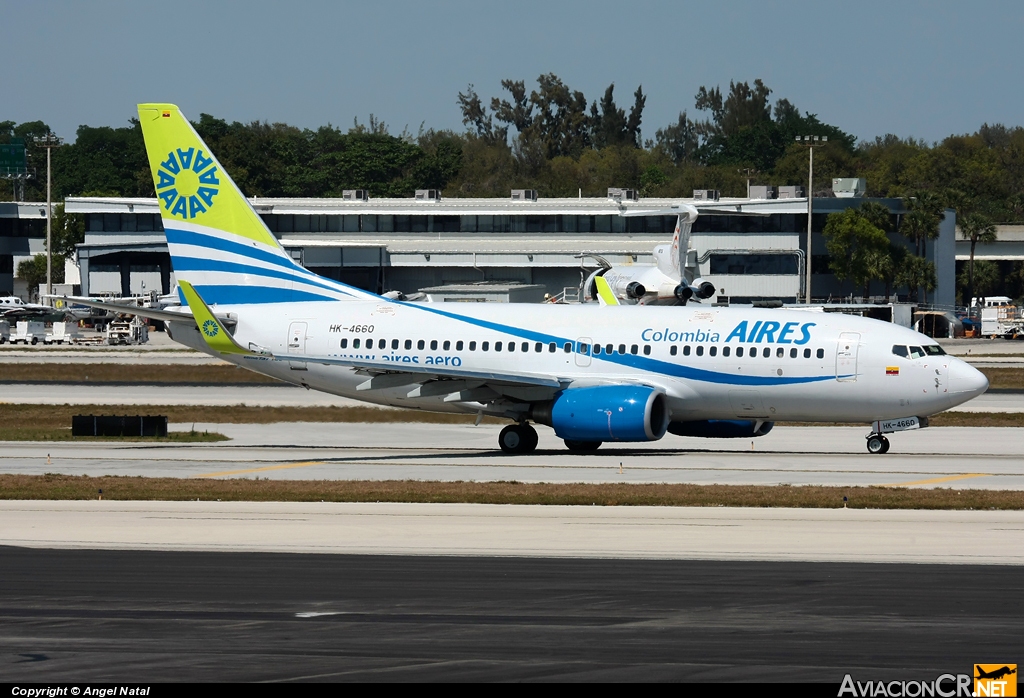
[866,434,890,454]
[498,423,539,454]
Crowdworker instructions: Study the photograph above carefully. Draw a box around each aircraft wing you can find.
[2,307,61,320]
[270,353,565,389]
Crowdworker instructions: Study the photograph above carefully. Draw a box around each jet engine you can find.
[667,420,774,439]
[531,385,670,442]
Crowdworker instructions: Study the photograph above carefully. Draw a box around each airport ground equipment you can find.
[45,321,82,345]
[0,320,8,344]
[105,316,149,345]
[981,305,1024,338]
[10,320,46,345]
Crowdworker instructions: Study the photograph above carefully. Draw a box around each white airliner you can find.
[59,104,989,455]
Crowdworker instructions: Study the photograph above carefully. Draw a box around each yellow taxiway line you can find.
[879,473,990,487]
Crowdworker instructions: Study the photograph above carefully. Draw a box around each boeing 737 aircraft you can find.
[59,104,989,455]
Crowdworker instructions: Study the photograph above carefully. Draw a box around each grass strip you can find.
[1,475,1020,509]
[976,367,1024,390]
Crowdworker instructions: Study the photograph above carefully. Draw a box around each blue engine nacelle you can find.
[667,420,774,439]
[531,385,670,442]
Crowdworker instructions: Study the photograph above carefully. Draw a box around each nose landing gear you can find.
[498,423,539,454]
[866,434,890,454]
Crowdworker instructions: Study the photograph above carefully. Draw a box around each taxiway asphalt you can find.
[0,544,1020,681]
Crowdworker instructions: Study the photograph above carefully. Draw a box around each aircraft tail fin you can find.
[594,275,620,306]
[656,205,698,282]
[137,103,378,307]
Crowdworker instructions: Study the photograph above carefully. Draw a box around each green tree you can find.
[654,112,699,164]
[590,83,645,150]
[859,200,894,233]
[894,254,937,303]
[822,209,892,298]
[958,212,997,306]
[966,256,999,296]
[16,254,54,299]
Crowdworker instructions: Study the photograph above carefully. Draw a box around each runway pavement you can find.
[3,546,1019,682]
[4,423,1024,488]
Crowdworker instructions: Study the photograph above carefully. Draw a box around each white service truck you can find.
[45,321,82,345]
[981,306,1024,338]
[10,320,46,345]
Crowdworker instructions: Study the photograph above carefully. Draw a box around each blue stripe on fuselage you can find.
[399,301,835,387]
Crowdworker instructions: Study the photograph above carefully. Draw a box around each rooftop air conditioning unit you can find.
[511,189,538,201]
[693,189,720,201]
[342,189,369,201]
[777,185,805,199]
[414,189,441,201]
[749,185,777,200]
[607,187,638,202]
[832,178,867,198]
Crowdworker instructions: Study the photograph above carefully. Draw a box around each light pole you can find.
[33,133,63,303]
[738,168,758,198]
[795,135,826,304]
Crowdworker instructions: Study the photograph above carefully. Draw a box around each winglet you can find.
[178,281,252,355]
[594,275,620,306]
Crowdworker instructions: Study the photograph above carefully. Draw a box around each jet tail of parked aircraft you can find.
[136,103,378,307]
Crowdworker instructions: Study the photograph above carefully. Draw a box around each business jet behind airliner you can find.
[582,203,717,306]
[60,104,989,455]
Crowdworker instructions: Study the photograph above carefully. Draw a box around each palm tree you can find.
[900,192,945,302]
[959,212,997,307]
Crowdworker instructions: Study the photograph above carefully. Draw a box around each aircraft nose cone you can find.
[947,359,989,406]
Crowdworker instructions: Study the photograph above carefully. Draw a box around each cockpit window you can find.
[908,346,925,359]
[892,345,908,358]
[923,345,946,356]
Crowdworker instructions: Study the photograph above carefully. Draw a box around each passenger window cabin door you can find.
[835,332,860,382]
[287,321,308,371]
[575,337,592,367]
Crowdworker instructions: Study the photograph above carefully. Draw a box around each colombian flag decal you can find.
[886,366,900,376]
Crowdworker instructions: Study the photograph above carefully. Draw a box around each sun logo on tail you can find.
[156,147,221,220]
[202,319,219,338]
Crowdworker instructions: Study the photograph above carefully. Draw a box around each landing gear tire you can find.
[564,439,602,452]
[867,435,890,454]
[499,424,538,454]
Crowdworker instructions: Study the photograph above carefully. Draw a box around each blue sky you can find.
[3,0,1022,145]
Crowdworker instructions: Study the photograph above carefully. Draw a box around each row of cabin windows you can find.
[340,338,655,356]
[670,345,827,359]
[342,337,578,353]
[339,336,826,361]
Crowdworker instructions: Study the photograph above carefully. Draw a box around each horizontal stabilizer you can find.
[47,295,199,325]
